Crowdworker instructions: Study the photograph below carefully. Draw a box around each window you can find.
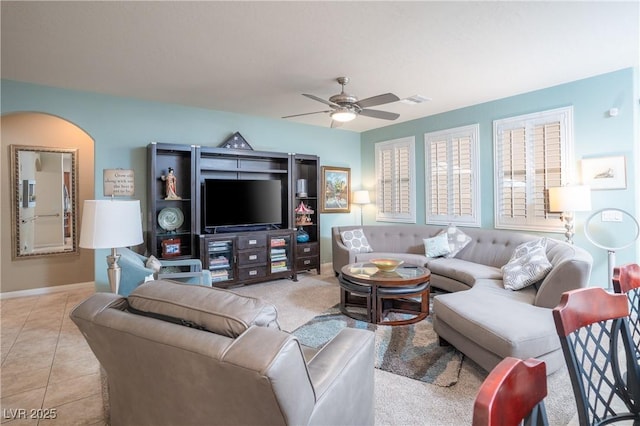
[375,137,416,223]
[493,106,573,231]
[425,124,480,226]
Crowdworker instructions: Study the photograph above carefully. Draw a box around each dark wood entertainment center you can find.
[147,142,320,288]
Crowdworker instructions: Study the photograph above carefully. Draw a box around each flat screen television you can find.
[203,179,283,230]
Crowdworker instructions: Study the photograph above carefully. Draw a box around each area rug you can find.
[292,305,463,387]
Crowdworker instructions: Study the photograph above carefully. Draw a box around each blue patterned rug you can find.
[292,305,463,387]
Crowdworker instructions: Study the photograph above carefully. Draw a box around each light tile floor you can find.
[1,287,105,425]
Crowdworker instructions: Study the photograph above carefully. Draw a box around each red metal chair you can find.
[553,287,640,425]
[473,357,549,426]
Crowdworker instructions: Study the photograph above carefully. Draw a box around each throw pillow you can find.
[423,233,452,258]
[145,255,162,273]
[340,229,373,253]
[441,226,472,258]
[501,238,553,290]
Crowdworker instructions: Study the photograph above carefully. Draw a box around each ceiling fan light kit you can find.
[283,77,401,126]
[330,108,357,122]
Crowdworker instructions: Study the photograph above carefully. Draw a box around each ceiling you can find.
[2,1,638,132]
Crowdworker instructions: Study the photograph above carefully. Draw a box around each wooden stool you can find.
[376,281,430,326]
[338,274,374,322]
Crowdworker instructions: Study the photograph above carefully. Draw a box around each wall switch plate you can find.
[601,210,623,222]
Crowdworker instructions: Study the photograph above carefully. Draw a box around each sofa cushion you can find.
[128,280,279,337]
[340,229,373,253]
[501,238,552,290]
[441,226,472,258]
[433,289,560,360]
[427,258,503,286]
[423,233,451,258]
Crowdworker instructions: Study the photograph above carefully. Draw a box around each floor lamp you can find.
[584,208,640,289]
[352,190,371,226]
[548,185,592,244]
[79,199,143,293]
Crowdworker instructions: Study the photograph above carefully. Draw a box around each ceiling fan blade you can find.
[282,110,331,119]
[330,120,344,128]
[359,109,400,120]
[356,93,400,109]
[303,93,340,108]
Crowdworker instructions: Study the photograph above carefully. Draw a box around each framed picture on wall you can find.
[581,156,627,190]
[321,166,350,213]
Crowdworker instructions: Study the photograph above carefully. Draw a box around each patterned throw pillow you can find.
[441,226,472,258]
[340,229,373,253]
[145,255,162,273]
[423,233,452,258]
[501,238,553,290]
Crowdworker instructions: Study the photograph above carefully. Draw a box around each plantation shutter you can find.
[425,124,479,226]
[430,139,448,216]
[375,137,416,223]
[494,107,571,231]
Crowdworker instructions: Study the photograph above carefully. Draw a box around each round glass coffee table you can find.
[338,262,431,326]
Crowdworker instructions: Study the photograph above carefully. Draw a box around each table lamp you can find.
[79,199,143,293]
[548,185,592,244]
[352,190,371,226]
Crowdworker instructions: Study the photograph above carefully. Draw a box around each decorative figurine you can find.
[295,201,314,226]
[161,168,181,200]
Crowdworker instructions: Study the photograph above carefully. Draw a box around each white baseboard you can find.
[0,281,95,300]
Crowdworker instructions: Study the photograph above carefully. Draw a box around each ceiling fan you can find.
[283,77,400,127]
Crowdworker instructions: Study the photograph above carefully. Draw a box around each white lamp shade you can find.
[548,185,592,213]
[352,190,371,205]
[79,200,144,249]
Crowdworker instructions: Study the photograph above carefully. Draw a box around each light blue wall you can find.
[3,68,638,289]
[1,80,362,290]
[361,68,639,287]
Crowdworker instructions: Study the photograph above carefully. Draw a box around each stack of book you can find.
[271,238,286,247]
[271,260,289,273]
[209,255,231,282]
[271,247,288,272]
[209,241,231,252]
[210,269,229,282]
[209,255,230,269]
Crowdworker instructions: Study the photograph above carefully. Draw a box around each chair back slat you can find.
[553,287,640,425]
[473,357,549,426]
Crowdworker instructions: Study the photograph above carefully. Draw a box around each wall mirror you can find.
[10,145,79,259]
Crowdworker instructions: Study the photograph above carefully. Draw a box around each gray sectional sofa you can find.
[331,224,593,374]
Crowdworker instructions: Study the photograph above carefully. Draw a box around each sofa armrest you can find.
[306,327,375,425]
[222,326,316,425]
[307,327,374,396]
[70,292,127,325]
[535,246,593,308]
[331,227,357,274]
[159,258,204,272]
[155,271,212,286]
[157,258,212,286]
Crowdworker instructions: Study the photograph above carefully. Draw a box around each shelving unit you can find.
[147,143,196,260]
[291,154,320,274]
[205,238,234,284]
[148,143,320,286]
